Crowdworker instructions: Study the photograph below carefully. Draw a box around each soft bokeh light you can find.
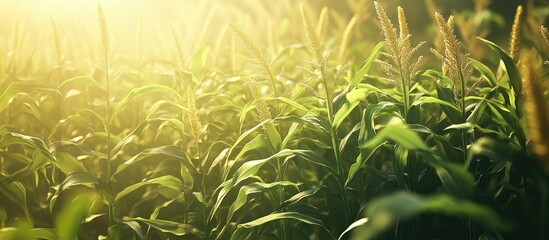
[0,0,548,239]
[0,0,303,72]
[0,0,536,75]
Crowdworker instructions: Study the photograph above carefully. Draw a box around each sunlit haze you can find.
[0,0,302,72]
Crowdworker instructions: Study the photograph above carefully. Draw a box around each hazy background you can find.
[0,0,546,73]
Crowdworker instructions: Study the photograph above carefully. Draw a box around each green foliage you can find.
[352,192,510,240]
[1,1,548,240]
[55,193,99,240]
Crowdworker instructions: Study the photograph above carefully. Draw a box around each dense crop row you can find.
[0,1,548,239]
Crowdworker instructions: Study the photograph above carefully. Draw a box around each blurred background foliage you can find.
[0,0,548,239]
[0,0,547,76]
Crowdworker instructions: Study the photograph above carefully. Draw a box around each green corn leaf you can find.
[348,124,430,186]
[393,125,475,197]
[333,88,369,129]
[52,152,88,174]
[276,96,318,114]
[0,82,59,113]
[227,181,298,222]
[126,217,206,238]
[348,41,385,89]
[179,163,194,192]
[123,221,144,240]
[234,134,266,162]
[150,198,178,220]
[155,118,187,141]
[339,218,368,240]
[111,85,183,122]
[486,102,526,147]
[220,119,271,178]
[436,87,461,123]
[470,58,497,87]
[412,96,459,111]
[232,212,334,240]
[352,192,509,239]
[0,151,49,185]
[0,205,6,228]
[115,175,183,202]
[59,172,100,191]
[50,172,101,213]
[469,137,521,161]
[110,120,152,157]
[466,86,502,125]
[190,46,211,75]
[208,148,230,175]
[478,37,523,117]
[55,192,99,240]
[360,124,430,151]
[231,150,295,187]
[232,119,270,152]
[29,229,57,240]
[358,102,397,144]
[57,75,101,90]
[347,144,385,186]
[0,133,54,162]
[0,227,57,240]
[229,227,253,240]
[210,149,297,220]
[0,181,31,225]
[113,145,194,177]
[264,121,282,150]
[144,100,186,120]
[421,69,452,86]
[281,122,303,149]
[478,38,521,97]
[276,185,322,211]
[432,134,459,163]
[239,100,257,127]
[293,150,338,177]
[434,163,474,198]
[51,109,107,133]
[106,224,123,240]
[339,122,361,152]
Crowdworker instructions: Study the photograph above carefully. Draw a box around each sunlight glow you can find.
[0,0,271,68]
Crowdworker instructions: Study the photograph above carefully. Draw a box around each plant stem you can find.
[104,51,114,226]
[398,66,409,119]
[202,178,208,233]
[267,71,279,104]
[196,142,209,233]
[276,158,289,240]
[320,73,339,172]
[267,70,282,134]
[321,72,352,225]
[459,70,468,163]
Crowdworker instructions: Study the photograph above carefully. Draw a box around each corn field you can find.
[0,0,548,239]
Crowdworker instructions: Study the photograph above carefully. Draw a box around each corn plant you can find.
[1,1,548,240]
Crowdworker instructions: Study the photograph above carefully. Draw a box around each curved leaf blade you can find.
[127,217,206,238]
